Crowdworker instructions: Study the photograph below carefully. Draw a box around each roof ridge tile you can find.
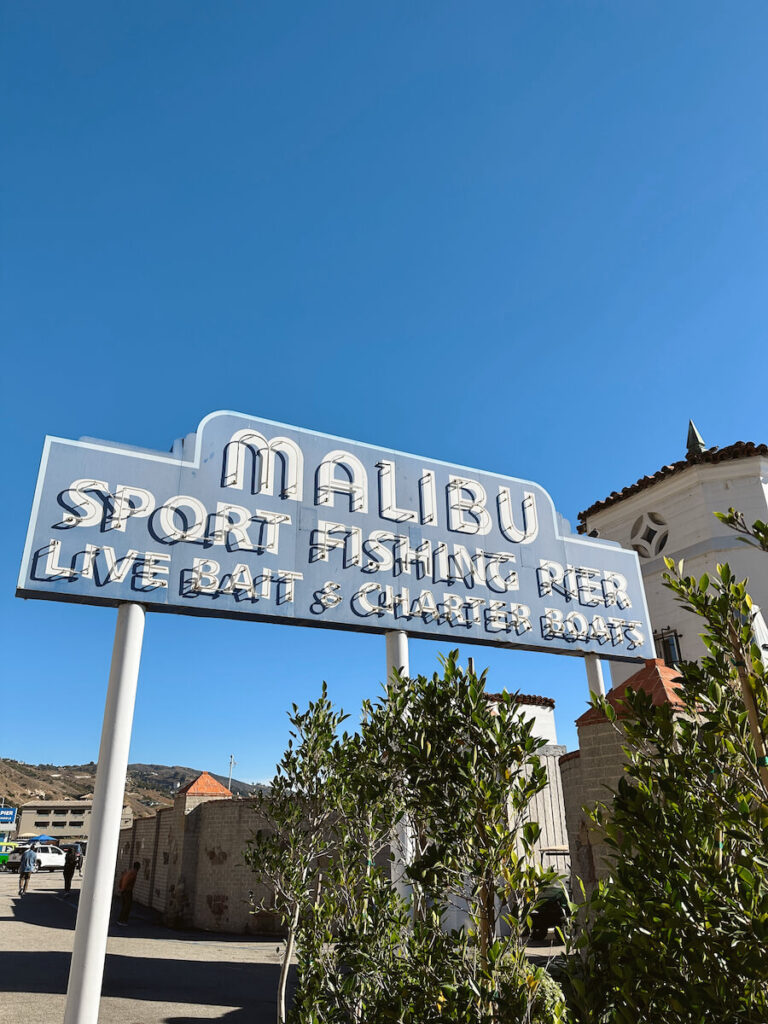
[577,441,767,529]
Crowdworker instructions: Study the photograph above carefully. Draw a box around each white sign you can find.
[18,411,652,660]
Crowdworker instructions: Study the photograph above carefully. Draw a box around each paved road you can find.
[0,870,565,1022]
[0,871,288,1022]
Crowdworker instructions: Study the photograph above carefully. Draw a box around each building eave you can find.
[577,441,767,532]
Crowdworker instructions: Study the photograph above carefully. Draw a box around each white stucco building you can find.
[577,427,768,687]
[558,427,767,892]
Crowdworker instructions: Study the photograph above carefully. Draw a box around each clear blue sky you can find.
[2,1,767,783]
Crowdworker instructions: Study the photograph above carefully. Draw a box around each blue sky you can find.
[2,1,767,783]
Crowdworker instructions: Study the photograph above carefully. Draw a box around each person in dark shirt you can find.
[63,847,77,894]
[117,861,140,925]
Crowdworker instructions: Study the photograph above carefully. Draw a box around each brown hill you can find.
[0,759,260,820]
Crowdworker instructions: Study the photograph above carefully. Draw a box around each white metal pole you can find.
[385,630,411,901]
[584,653,606,698]
[385,629,409,681]
[64,602,146,1024]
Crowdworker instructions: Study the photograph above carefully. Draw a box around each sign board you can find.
[0,808,17,825]
[18,411,652,660]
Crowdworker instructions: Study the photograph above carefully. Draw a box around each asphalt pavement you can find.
[0,870,289,1022]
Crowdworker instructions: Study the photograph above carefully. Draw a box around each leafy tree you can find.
[361,652,561,1020]
[567,513,768,1023]
[245,683,351,1024]
[248,653,570,1024]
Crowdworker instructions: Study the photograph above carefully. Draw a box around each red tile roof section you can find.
[559,750,580,764]
[577,441,767,530]
[177,771,232,797]
[576,659,684,727]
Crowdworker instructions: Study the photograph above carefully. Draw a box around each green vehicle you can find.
[0,842,17,870]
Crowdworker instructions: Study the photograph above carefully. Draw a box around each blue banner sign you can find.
[0,808,16,825]
[18,411,652,660]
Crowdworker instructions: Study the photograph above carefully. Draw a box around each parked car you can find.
[7,844,67,873]
[506,880,572,941]
[529,882,571,940]
[0,842,17,870]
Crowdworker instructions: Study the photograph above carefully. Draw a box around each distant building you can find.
[16,798,133,841]
[176,772,233,801]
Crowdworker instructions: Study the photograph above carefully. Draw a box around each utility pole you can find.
[227,754,236,793]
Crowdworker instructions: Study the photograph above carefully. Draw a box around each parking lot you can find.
[0,871,288,1022]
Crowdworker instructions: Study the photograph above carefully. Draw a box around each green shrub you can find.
[498,958,569,1024]
[566,512,768,1023]
[248,654,567,1024]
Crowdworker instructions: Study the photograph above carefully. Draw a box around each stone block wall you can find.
[134,815,158,906]
[193,798,277,933]
[149,808,174,912]
[558,752,583,883]
[115,794,283,935]
[560,719,628,892]
[115,756,570,936]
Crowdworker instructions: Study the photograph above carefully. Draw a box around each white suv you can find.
[8,844,67,872]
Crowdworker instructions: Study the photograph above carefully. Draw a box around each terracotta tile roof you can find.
[576,659,684,726]
[559,750,580,765]
[485,693,555,709]
[577,441,768,530]
[177,771,232,797]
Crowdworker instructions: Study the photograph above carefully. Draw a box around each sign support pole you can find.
[585,654,606,698]
[64,602,146,1024]
[385,630,410,681]
[385,630,411,901]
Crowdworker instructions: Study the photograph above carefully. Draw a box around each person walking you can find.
[18,844,39,897]
[62,847,77,894]
[116,861,140,926]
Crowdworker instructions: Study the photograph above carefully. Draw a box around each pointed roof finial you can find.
[686,420,706,458]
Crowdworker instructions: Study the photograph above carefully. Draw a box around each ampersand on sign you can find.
[311,581,342,614]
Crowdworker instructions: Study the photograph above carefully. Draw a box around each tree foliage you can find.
[567,514,768,1023]
[244,683,351,1023]
[247,652,570,1024]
